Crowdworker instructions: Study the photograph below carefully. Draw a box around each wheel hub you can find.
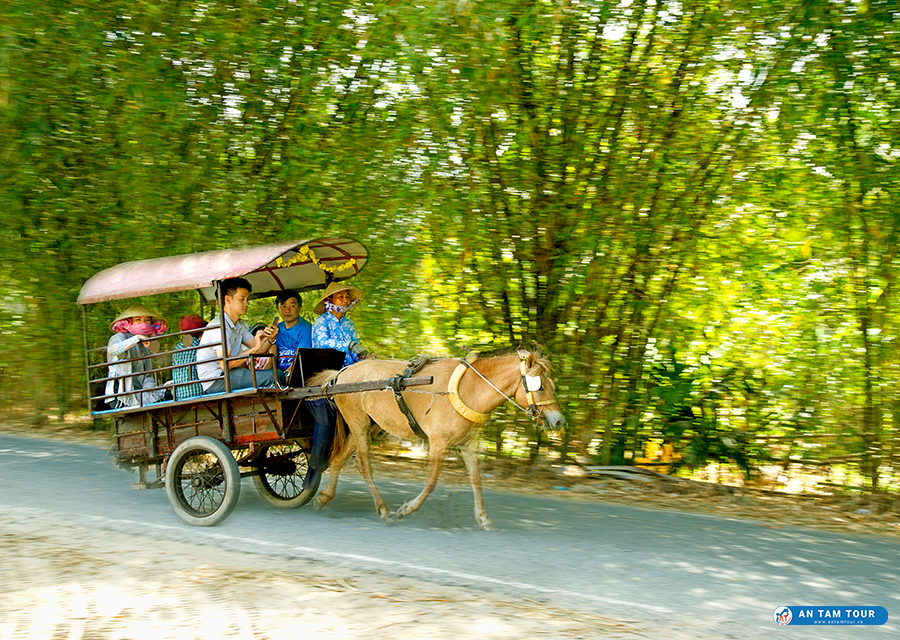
[266,458,298,476]
[190,469,222,489]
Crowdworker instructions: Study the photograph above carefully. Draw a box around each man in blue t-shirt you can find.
[273,289,313,370]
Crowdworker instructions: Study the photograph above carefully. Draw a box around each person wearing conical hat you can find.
[311,281,367,367]
[106,304,169,409]
[303,281,368,491]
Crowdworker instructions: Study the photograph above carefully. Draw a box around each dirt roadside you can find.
[1,421,898,640]
[1,512,639,640]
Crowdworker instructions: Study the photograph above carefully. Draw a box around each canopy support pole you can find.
[81,306,92,410]
[216,282,234,442]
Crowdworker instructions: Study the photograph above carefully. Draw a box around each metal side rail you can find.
[278,376,434,401]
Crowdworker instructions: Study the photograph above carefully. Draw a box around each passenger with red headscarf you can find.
[172,314,206,401]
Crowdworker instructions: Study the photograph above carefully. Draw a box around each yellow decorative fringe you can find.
[276,245,357,273]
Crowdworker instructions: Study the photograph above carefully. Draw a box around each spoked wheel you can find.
[252,440,319,509]
[165,437,241,527]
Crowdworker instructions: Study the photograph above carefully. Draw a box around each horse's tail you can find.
[307,369,340,387]
[329,406,348,465]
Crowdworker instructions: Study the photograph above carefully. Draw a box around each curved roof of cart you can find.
[77,237,368,305]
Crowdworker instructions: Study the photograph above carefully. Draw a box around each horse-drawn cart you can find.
[78,238,430,526]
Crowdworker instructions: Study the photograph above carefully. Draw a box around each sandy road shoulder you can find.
[0,510,640,640]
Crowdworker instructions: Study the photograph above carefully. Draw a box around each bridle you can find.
[518,356,555,420]
[448,353,554,424]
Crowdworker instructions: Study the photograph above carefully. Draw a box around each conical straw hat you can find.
[313,282,364,315]
[109,304,164,332]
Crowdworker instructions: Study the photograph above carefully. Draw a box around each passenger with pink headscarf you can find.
[105,304,168,409]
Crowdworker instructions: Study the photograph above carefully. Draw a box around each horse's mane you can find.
[472,345,554,386]
[475,346,519,359]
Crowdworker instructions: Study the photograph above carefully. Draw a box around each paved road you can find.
[1,433,896,639]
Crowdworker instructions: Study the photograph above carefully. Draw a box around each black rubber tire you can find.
[252,441,319,509]
[165,436,241,527]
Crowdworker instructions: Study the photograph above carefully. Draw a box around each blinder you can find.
[524,374,543,392]
[518,356,553,421]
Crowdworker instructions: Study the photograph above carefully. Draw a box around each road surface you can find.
[1,433,896,639]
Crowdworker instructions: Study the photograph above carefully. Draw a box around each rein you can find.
[448,354,553,424]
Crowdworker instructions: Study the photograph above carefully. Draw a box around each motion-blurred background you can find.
[2,0,898,492]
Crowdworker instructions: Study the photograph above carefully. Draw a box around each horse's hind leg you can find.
[395,442,449,522]
[352,428,397,525]
[460,439,498,531]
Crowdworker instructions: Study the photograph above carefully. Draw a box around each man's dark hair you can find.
[276,289,301,307]
[219,277,252,299]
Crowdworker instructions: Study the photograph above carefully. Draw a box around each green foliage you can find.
[1,0,898,489]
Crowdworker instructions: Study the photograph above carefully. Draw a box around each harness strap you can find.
[387,375,428,439]
[386,355,434,439]
[448,353,553,423]
[402,354,431,377]
[520,359,554,413]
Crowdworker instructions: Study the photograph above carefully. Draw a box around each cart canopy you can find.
[77,237,367,305]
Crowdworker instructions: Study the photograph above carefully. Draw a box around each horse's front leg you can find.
[396,442,448,521]
[459,438,498,531]
[354,429,396,525]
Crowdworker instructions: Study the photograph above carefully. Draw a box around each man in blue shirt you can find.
[274,289,313,370]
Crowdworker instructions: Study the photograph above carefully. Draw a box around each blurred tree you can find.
[0,0,898,490]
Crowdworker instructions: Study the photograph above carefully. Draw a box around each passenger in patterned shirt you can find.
[311,282,368,366]
[303,281,368,491]
[171,314,206,401]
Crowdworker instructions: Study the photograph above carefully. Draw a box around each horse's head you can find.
[514,349,566,431]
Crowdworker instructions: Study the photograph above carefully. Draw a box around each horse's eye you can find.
[525,375,543,392]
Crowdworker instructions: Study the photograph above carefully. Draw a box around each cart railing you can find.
[86,327,278,413]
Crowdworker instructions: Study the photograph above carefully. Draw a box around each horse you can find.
[306,348,565,531]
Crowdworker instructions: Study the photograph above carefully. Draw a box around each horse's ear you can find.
[516,348,531,363]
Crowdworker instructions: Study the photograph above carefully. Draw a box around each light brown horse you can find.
[307,349,565,531]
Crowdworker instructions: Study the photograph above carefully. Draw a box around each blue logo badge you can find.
[774,607,792,625]
[773,606,888,626]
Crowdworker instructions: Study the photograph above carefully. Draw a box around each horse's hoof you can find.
[380,511,397,526]
[313,497,326,512]
[396,503,410,520]
[480,518,499,532]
